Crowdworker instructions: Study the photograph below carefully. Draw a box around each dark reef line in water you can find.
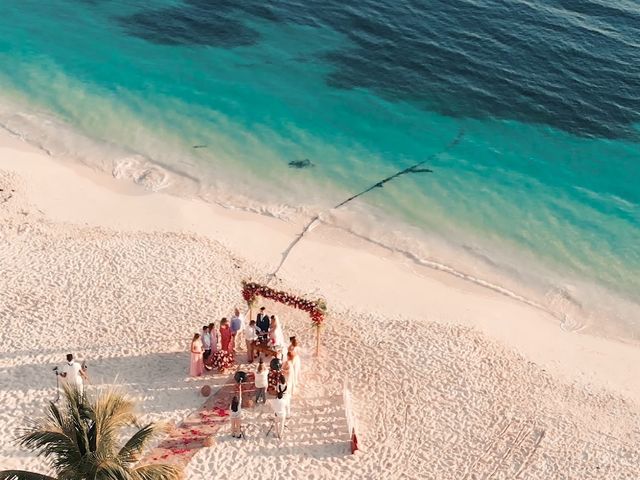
[270,127,465,279]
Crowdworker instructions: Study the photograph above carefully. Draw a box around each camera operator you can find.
[59,353,88,396]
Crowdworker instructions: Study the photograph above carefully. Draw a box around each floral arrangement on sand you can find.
[209,350,234,372]
[242,280,327,326]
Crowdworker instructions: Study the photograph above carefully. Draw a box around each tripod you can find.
[265,414,279,439]
[53,370,60,403]
[265,413,287,439]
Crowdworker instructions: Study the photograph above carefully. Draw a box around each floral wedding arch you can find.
[241,280,327,355]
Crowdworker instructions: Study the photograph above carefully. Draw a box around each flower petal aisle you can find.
[142,372,256,468]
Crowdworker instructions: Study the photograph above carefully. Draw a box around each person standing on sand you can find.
[254,361,268,404]
[208,322,218,353]
[277,373,290,416]
[202,325,211,362]
[271,391,288,438]
[269,315,285,348]
[283,350,298,397]
[256,306,270,340]
[230,308,244,353]
[220,318,233,353]
[59,353,88,397]
[190,333,204,377]
[244,319,258,363]
[230,392,243,438]
[288,336,302,385]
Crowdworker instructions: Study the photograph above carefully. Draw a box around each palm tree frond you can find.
[8,385,179,480]
[132,464,183,480]
[0,470,56,480]
[59,384,91,457]
[118,423,167,465]
[92,388,138,453]
[94,388,137,428]
[18,430,79,457]
[94,461,131,480]
[44,401,65,431]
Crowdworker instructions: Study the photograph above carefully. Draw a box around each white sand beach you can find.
[1,128,639,479]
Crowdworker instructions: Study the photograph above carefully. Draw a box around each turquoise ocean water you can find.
[0,1,638,339]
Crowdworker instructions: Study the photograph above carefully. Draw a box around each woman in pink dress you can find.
[190,333,204,377]
[220,318,233,354]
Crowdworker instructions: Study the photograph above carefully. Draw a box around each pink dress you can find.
[190,339,204,377]
[220,326,233,353]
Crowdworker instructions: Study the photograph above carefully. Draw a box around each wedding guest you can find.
[271,391,288,438]
[189,333,204,377]
[269,315,285,348]
[288,336,301,385]
[220,318,233,353]
[208,322,218,353]
[256,306,270,340]
[202,325,211,361]
[244,319,258,363]
[254,361,268,405]
[283,350,298,397]
[277,373,290,416]
[230,392,243,438]
[230,308,244,352]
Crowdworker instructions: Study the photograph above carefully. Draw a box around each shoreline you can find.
[2,102,639,345]
[1,127,639,405]
[3,101,639,344]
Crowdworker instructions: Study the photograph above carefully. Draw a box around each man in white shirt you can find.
[60,353,87,397]
[244,320,258,363]
[202,325,212,360]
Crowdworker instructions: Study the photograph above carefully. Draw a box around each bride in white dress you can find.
[269,314,286,348]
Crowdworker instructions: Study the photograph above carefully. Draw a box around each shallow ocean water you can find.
[0,0,638,338]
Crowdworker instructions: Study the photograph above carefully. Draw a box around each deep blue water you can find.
[0,0,638,337]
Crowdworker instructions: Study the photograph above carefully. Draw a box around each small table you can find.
[253,341,279,359]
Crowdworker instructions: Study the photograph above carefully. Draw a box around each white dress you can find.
[271,320,286,348]
[290,345,302,384]
[286,359,298,396]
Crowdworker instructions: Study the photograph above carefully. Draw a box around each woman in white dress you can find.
[283,350,298,397]
[288,336,302,386]
[269,315,286,348]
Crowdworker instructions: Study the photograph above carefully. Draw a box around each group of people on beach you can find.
[187,306,301,439]
[230,316,302,439]
[188,307,289,376]
[188,308,243,376]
